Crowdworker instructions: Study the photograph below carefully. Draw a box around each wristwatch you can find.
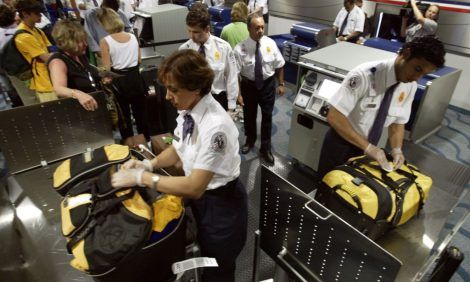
[151,175,160,191]
[279,82,285,86]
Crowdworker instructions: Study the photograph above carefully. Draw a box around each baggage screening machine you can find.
[133,4,188,55]
[281,22,336,84]
[288,42,462,171]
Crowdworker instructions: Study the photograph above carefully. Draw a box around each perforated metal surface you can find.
[259,165,402,282]
[0,92,113,174]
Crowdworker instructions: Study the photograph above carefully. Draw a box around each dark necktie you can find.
[255,41,263,90]
[92,0,99,7]
[183,114,195,141]
[198,43,205,58]
[210,0,215,6]
[338,12,350,36]
[368,83,399,145]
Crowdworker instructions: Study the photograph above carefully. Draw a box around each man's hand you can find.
[122,159,153,172]
[111,168,145,188]
[391,147,405,170]
[364,144,393,172]
[237,95,244,106]
[276,85,285,96]
[337,36,347,42]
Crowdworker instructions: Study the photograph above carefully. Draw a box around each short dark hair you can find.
[158,49,214,96]
[0,4,15,28]
[186,3,210,29]
[15,0,44,18]
[400,36,446,68]
[246,12,263,28]
[344,0,355,5]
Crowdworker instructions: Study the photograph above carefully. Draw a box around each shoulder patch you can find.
[210,132,227,153]
[348,75,361,90]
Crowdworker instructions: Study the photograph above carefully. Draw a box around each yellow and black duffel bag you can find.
[53,144,131,196]
[62,165,153,274]
[315,155,432,240]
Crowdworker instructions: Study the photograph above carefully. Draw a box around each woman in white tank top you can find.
[98,7,148,145]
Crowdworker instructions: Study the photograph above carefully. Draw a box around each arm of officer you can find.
[388,123,404,150]
[327,106,369,151]
[151,145,181,169]
[226,49,239,110]
[388,123,406,169]
[275,67,285,96]
[141,169,214,199]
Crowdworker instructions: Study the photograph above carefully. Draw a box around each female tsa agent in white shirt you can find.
[112,49,248,282]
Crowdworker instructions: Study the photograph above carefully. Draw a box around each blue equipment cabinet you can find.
[208,6,231,37]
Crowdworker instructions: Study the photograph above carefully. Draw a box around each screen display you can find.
[317,79,341,101]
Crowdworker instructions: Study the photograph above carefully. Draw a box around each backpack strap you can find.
[12,29,38,75]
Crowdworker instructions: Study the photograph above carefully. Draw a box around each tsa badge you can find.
[210,132,227,153]
[398,92,405,103]
[266,46,271,53]
[348,76,360,90]
[214,50,221,61]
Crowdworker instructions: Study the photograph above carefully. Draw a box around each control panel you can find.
[294,71,342,120]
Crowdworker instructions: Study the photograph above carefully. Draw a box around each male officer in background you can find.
[318,36,445,177]
[234,13,285,164]
[333,0,365,42]
[179,3,239,112]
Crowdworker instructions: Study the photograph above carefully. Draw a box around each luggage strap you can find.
[333,184,363,213]
[351,157,425,217]
[66,186,141,254]
[335,165,392,221]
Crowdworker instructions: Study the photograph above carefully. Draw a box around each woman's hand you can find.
[111,168,145,188]
[101,76,113,85]
[73,90,98,111]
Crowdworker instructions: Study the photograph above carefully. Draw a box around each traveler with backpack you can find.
[14,0,56,103]
[112,49,248,282]
[0,4,37,106]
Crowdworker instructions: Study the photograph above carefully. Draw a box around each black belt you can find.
[241,75,274,84]
[205,178,238,196]
[111,65,140,74]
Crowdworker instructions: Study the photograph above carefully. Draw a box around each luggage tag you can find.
[172,257,218,280]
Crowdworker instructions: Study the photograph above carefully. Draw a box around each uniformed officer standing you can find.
[179,3,239,112]
[318,37,445,176]
[332,0,365,42]
[111,49,247,282]
[234,13,285,164]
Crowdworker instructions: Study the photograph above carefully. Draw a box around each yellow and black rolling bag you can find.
[315,155,432,240]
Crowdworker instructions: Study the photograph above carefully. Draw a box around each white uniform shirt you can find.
[247,0,268,15]
[234,36,285,81]
[172,94,241,190]
[333,5,365,35]
[329,58,417,138]
[203,0,224,7]
[179,35,239,110]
